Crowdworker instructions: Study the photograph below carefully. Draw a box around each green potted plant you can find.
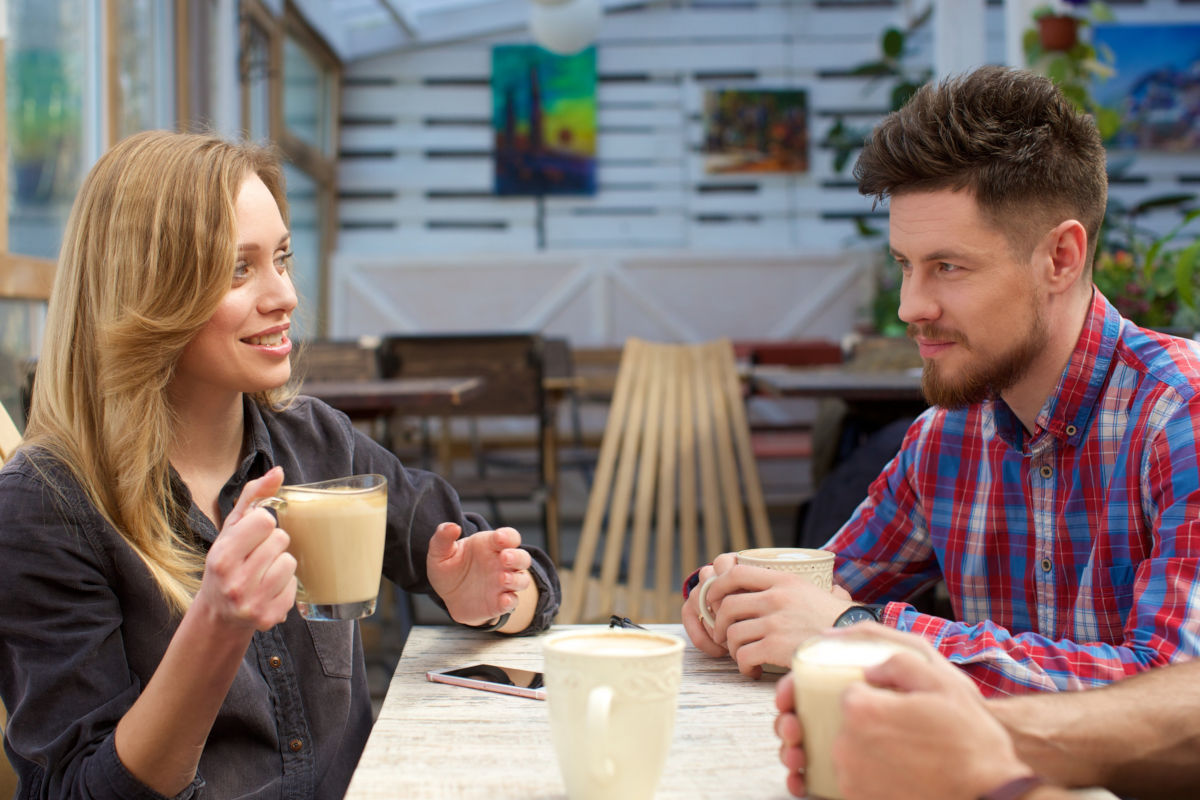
[1093,192,1200,333]
[1024,1,1120,139]
[8,49,73,204]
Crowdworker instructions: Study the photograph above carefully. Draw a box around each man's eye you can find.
[939,262,960,273]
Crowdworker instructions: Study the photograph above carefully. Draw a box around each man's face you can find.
[890,189,1048,409]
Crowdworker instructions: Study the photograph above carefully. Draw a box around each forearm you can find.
[989,661,1200,798]
[114,600,254,796]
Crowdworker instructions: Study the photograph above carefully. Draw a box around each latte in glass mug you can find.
[253,474,387,620]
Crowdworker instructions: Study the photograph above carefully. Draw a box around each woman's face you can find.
[171,173,297,402]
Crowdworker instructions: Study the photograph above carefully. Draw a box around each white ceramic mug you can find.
[695,547,835,628]
[543,629,684,800]
[791,634,922,799]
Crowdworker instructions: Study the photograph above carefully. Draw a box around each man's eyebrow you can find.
[891,247,974,263]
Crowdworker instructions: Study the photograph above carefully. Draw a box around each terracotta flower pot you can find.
[1038,14,1078,52]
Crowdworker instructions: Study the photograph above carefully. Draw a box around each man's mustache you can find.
[907,323,968,347]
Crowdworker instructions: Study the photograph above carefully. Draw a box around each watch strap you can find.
[978,775,1046,800]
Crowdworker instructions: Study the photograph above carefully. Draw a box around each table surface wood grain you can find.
[345,623,791,799]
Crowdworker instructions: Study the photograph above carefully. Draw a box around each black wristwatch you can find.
[833,604,883,627]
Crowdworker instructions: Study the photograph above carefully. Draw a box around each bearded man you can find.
[682,66,1200,696]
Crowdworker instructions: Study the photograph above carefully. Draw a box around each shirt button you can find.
[1065,424,1077,436]
[1039,465,1053,479]
[269,656,282,669]
[1041,558,1053,572]
[289,739,303,752]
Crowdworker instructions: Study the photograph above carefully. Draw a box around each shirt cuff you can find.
[517,547,561,635]
[92,735,204,800]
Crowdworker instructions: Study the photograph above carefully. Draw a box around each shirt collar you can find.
[170,396,277,543]
[993,289,1119,450]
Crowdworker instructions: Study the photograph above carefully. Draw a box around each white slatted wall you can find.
[331,0,1200,342]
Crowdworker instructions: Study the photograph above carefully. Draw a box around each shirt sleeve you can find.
[0,461,201,800]
[826,414,944,603]
[833,404,1200,696]
[346,427,561,633]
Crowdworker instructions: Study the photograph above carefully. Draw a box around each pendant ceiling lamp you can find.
[529,0,601,55]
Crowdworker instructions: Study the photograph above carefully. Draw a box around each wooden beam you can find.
[0,253,56,301]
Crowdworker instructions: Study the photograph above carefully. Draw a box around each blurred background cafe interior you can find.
[1,0,1199,690]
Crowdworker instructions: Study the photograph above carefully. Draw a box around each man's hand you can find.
[680,553,738,656]
[703,565,855,678]
[775,623,1034,799]
[195,466,298,633]
[426,523,532,626]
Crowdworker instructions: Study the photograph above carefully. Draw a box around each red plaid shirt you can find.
[829,290,1200,695]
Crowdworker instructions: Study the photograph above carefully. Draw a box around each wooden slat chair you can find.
[2,401,22,796]
[560,338,772,624]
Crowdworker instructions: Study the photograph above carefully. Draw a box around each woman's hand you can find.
[426,523,532,626]
[194,466,298,632]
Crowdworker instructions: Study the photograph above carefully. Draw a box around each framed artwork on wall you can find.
[1090,23,1200,152]
[491,44,597,195]
[702,88,809,174]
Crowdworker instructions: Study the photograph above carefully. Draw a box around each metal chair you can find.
[559,338,772,624]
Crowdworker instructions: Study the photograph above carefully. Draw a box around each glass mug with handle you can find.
[252,473,388,620]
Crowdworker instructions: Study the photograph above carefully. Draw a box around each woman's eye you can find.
[233,261,250,279]
[274,250,294,271]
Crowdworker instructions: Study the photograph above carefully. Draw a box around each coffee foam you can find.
[794,638,909,669]
[551,632,678,656]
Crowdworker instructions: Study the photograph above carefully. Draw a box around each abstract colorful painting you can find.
[492,45,596,195]
[703,89,809,174]
[1091,23,1200,152]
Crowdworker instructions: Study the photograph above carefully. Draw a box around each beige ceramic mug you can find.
[543,629,685,800]
[791,634,923,799]
[252,474,388,620]
[695,547,835,628]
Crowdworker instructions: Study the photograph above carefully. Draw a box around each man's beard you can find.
[910,308,1047,409]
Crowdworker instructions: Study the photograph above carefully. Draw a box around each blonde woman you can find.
[0,130,560,799]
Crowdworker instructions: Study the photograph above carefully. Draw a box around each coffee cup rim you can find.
[543,628,685,656]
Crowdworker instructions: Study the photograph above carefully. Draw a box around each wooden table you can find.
[751,364,925,403]
[345,623,789,799]
[302,376,485,418]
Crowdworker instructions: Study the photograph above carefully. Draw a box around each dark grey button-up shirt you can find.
[0,396,560,799]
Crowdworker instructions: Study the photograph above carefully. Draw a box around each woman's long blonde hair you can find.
[24,130,292,614]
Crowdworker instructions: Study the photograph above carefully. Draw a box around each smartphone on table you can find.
[426,663,546,700]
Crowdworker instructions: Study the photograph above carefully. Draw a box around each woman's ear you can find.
[1043,219,1089,294]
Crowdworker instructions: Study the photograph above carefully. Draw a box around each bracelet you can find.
[978,775,1046,800]
[466,611,512,632]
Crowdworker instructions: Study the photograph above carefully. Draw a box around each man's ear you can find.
[1042,219,1089,293]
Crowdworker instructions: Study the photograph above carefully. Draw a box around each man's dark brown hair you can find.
[854,65,1107,271]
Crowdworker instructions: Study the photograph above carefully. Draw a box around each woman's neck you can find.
[168,390,246,523]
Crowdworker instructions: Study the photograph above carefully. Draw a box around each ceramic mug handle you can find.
[695,575,720,628]
[586,685,617,783]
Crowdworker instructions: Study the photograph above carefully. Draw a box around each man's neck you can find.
[1001,290,1093,434]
